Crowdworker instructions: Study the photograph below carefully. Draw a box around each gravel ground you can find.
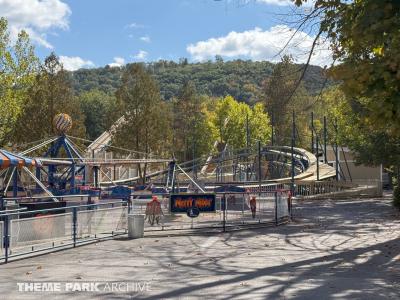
[0,194,399,300]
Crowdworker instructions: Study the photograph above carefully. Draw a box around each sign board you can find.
[187,207,200,218]
[170,193,216,213]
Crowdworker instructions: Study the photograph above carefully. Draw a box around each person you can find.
[145,195,163,225]
[249,195,257,219]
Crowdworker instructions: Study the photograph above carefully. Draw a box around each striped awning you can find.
[0,150,42,169]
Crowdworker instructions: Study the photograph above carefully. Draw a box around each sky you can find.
[0,0,331,71]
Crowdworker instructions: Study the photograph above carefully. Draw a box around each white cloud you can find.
[0,0,71,48]
[140,35,151,43]
[186,25,332,67]
[59,56,95,71]
[126,22,144,29]
[133,50,148,60]
[256,0,292,5]
[108,57,125,68]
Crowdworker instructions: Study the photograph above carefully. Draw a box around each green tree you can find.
[79,90,118,140]
[112,64,172,183]
[319,86,400,172]
[296,0,400,203]
[263,55,312,147]
[172,82,216,162]
[212,95,271,150]
[0,17,38,146]
[13,53,86,144]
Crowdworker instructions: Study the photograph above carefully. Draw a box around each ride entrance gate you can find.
[133,190,291,232]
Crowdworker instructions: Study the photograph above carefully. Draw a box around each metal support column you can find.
[335,118,339,181]
[12,167,18,198]
[316,136,320,181]
[311,112,314,153]
[258,140,262,192]
[70,163,75,191]
[72,207,77,247]
[4,215,9,263]
[246,113,250,148]
[291,111,295,195]
[323,116,328,163]
[35,167,41,190]
[271,112,274,146]
[94,166,99,188]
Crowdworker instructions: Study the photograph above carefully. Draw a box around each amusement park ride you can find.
[0,113,337,210]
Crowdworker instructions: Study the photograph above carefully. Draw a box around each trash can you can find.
[128,214,145,239]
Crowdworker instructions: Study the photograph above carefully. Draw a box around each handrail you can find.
[1,200,127,217]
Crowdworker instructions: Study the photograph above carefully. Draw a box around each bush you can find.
[393,185,400,209]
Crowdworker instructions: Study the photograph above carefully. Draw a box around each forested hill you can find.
[70,60,329,103]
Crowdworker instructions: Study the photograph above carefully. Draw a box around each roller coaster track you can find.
[98,144,335,186]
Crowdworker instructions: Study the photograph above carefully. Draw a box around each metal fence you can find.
[0,190,292,263]
[0,201,128,263]
[132,191,291,232]
[294,179,383,199]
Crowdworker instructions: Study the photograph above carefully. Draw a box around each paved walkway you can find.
[1,195,399,299]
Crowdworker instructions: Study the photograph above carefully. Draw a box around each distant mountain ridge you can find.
[70,60,330,103]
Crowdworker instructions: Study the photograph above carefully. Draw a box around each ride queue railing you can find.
[294,179,383,198]
[131,191,291,232]
[0,200,130,263]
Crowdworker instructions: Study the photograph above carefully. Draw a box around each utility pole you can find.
[271,111,274,146]
[291,110,295,195]
[246,113,250,148]
[192,138,196,179]
[311,111,314,153]
[258,140,262,192]
[335,118,339,181]
[323,116,328,163]
[316,136,320,181]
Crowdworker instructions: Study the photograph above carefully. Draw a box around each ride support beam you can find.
[12,167,18,197]
[291,111,295,195]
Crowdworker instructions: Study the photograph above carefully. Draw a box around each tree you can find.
[319,86,400,170]
[318,0,400,135]
[263,55,312,147]
[112,64,172,183]
[0,17,38,146]
[79,90,118,140]
[212,95,271,150]
[13,53,86,145]
[295,0,400,204]
[172,82,216,162]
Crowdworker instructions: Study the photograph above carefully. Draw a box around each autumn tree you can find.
[172,82,216,162]
[112,64,172,183]
[263,55,312,147]
[13,53,85,145]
